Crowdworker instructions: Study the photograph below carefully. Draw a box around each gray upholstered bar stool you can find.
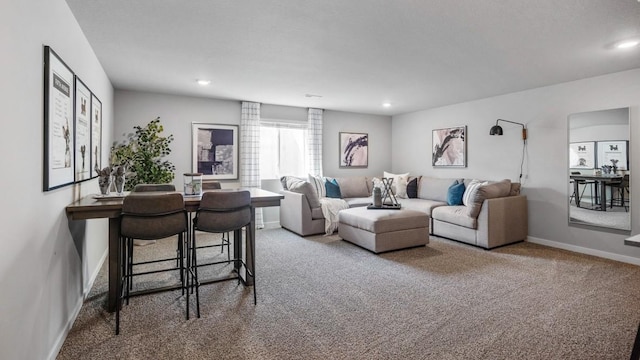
[116,192,189,334]
[199,181,230,259]
[189,190,256,318]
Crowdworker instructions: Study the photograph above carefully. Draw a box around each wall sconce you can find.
[489,119,528,142]
[489,119,528,181]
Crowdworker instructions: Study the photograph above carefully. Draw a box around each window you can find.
[260,121,308,179]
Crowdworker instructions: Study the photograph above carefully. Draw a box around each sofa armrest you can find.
[476,195,528,249]
[279,190,325,236]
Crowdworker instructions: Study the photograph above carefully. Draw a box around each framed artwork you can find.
[74,77,92,182]
[432,126,466,167]
[90,94,102,177]
[43,46,75,191]
[339,132,368,168]
[192,123,238,179]
[597,140,629,170]
[569,141,595,169]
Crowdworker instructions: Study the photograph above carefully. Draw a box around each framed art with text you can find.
[192,123,239,180]
[569,141,595,169]
[74,77,92,182]
[90,93,102,177]
[597,140,629,170]
[432,125,466,167]
[339,132,368,168]
[43,46,75,191]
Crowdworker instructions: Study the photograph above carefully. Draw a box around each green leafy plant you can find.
[110,117,176,190]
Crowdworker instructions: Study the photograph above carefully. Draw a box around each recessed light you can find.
[616,40,639,49]
[197,79,211,86]
[382,103,392,108]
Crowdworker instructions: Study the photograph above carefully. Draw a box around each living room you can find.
[3,1,640,359]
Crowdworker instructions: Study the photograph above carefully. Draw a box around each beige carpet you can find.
[57,229,640,359]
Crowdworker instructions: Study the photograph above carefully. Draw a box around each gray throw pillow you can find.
[286,177,321,209]
[465,179,511,218]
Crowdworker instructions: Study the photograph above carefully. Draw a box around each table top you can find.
[570,174,623,181]
[65,188,284,220]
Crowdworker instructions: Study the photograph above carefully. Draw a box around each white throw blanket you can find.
[319,198,350,235]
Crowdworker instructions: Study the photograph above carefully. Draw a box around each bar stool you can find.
[609,174,629,212]
[199,181,230,260]
[569,171,595,206]
[116,192,189,334]
[188,190,256,318]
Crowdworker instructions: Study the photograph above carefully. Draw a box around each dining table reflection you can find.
[570,173,623,211]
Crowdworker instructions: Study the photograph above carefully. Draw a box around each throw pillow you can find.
[446,180,466,205]
[462,179,487,207]
[383,171,409,198]
[308,174,326,198]
[465,179,511,218]
[510,182,521,196]
[325,178,342,198]
[286,177,322,209]
[406,178,418,198]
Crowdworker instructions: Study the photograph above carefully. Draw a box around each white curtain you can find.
[240,101,263,229]
[307,108,323,176]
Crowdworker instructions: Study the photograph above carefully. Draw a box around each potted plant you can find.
[110,117,176,191]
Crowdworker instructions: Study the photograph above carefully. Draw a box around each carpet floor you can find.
[57,228,640,359]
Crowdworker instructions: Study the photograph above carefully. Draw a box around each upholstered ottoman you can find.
[338,207,429,253]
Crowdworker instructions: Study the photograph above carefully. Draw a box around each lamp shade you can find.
[489,125,503,135]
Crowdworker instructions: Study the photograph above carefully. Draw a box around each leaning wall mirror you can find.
[568,107,630,232]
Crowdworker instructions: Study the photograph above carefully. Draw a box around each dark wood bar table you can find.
[65,188,283,312]
[570,174,622,211]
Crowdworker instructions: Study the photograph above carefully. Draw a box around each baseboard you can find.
[48,249,108,360]
[527,236,640,266]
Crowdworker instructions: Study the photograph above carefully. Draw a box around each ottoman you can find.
[338,207,429,253]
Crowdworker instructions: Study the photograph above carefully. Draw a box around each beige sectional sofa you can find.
[279,175,528,249]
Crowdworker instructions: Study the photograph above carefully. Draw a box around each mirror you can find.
[568,107,630,232]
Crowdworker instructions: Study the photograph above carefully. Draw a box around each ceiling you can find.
[65,0,640,116]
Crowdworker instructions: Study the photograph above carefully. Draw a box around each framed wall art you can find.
[43,46,75,191]
[192,123,238,179]
[74,77,92,182]
[432,125,466,167]
[597,140,629,170]
[339,132,368,168]
[569,141,595,169]
[90,94,102,177]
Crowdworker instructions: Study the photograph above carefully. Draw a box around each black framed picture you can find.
[339,132,368,168]
[90,93,102,177]
[43,46,75,191]
[432,125,466,167]
[74,77,92,182]
[192,123,239,180]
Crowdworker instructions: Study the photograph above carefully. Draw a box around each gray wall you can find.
[392,68,640,264]
[115,91,392,227]
[0,0,114,359]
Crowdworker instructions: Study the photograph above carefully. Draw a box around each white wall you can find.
[0,0,113,359]
[115,91,392,227]
[392,68,640,264]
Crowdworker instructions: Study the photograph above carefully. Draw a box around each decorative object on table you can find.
[601,165,613,174]
[112,165,127,195]
[111,117,176,191]
[192,123,238,180]
[569,141,595,169]
[184,173,203,196]
[95,165,112,195]
[339,132,368,168]
[433,125,466,168]
[610,159,619,174]
[367,178,401,209]
[43,46,76,191]
[596,140,628,170]
[372,187,382,207]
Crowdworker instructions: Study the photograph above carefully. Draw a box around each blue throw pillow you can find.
[325,178,342,198]
[447,181,466,205]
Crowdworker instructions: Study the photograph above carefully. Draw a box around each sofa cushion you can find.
[339,207,429,233]
[462,179,487,207]
[384,171,409,198]
[447,180,466,205]
[344,197,372,208]
[465,179,511,218]
[336,176,370,198]
[308,174,326,198]
[432,205,477,229]
[406,177,419,198]
[325,178,342,198]
[286,177,322,209]
[280,175,305,190]
[510,182,521,196]
[396,198,447,216]
[418,177,458,203]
